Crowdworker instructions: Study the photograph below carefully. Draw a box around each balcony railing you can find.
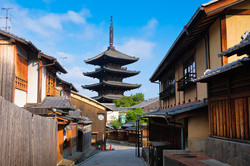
[160,84,175,100]
[177,73,196,91]
[15,76,28,91]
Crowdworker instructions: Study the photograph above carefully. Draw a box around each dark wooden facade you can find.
[148,118,182,149]
[206,63,250,141]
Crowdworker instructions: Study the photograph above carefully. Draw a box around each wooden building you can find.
[196,32,250,165]
[0,30,95,165]
[70,91,112,147]
[143,0,250,153]
[83,17,141,103]
[0,30,69,107]
[28,97,93,164]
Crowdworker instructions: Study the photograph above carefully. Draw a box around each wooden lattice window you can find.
[46,71,56,96]
[15,54,28,91]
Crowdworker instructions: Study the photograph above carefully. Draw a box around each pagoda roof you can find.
[82,81,141,91]
[83,67,140,78]
[84,47,139,66]
[92,94,124,101]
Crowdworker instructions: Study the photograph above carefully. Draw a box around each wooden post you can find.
[220,16,228,66]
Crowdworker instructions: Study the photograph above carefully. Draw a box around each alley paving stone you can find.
[78,143,146,166]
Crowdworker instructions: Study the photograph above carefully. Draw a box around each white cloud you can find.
[5,4,90,38]
[117,39,155,60]
[142,18,159,38]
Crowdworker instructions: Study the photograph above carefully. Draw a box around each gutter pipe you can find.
[152,81,161,108]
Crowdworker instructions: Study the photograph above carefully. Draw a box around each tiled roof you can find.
[82,81,141,90]
[202,0,220,7]
[142,100,208,118]
[85,47,139,64]
[196,57,250,82]
[196,31,250,82]
[218,31,250,57]
[92,94,124,101]
[56,76,78,92]
[102,103,131,112]
[40,53,67,74]
[131,97,159,109]
[0,29,39,51]
[35,97,75,110]
[83,67,140,78]
[69,109,93,124]
[71,91,113,111]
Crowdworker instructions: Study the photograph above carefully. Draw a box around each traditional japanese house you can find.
[83,17,141,103]
[70,91,113,147]
[143,0,250,156]
[0,30,94,165]
[196,32,250,165]
[0,30,67,107]
[56,76,78,98]
[27,97,93,164]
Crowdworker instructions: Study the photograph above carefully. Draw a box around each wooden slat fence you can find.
[209,97,250,140]
[0,96,57,166]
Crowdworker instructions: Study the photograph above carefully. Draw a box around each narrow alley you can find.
[78,143,146,166]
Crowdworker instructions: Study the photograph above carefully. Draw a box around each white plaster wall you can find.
[27,56,38,103]
[107,111,119,122]
[41,66,46,102]
[14,89,27,107]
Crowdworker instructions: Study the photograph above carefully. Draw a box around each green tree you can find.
[114,93,144,107]
[125,108,146,125]
[110,118,122,128]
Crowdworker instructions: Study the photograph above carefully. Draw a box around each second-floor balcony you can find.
[160,84,175,100]
[46,86,61,97]
[177,73,196,91]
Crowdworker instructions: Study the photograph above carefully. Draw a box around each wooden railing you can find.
[15,76,28,91]
[177,73,196,91]
[160,84,175,100]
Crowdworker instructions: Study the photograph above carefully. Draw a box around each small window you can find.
[164,73,175,90]
[184,57,196,78]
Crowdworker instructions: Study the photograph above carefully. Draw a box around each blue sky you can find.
[2,0,208,99]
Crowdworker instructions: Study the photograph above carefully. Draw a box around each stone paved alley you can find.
[78,143,147,166]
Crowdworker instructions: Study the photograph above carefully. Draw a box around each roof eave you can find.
[150,7,205,82]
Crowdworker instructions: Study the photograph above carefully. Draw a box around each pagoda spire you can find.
[109,16,114,49]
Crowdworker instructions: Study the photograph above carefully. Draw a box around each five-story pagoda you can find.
[82,17,141,103]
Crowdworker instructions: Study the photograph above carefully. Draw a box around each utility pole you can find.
[1,7,13,31]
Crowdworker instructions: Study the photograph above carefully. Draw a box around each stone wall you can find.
[206,137,250,166]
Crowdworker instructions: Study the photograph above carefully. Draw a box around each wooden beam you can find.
[220,16,228,66]
[225,9,250,15]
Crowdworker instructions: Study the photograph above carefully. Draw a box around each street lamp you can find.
[136,115,141,157]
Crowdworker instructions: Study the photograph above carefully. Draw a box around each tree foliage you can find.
[110,119,122,128]
[114,93,144,107]
[126,108,146,125]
